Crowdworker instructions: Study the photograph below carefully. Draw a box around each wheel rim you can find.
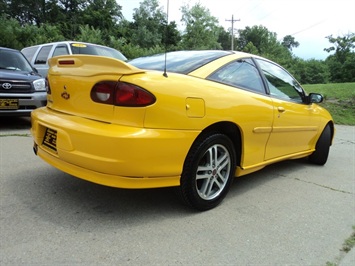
[195,144,231,200]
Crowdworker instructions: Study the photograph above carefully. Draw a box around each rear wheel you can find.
[309,124,331,165]
[177,133,236,211]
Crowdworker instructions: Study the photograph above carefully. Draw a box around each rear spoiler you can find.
[48,55,145,77]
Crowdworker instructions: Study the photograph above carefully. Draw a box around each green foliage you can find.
[282,35,299,51]
[130,0,166,49]
[0,14,64,49]
[1,0,354,86]
[236,25,294,69]
[303,83,355,125]
[294,58,329,84]
[119,43,165,60]
[217,27,231,50]
[324,33,355,83]
[76,25,104,45]
[180,3,222,50]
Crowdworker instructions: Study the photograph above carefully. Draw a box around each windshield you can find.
[70,43,127,61]
[0,49,34,72]
[129,50,232,74]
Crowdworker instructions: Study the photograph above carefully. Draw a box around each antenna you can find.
[163,0,169,78]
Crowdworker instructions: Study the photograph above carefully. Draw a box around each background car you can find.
[21,41,127,77]
[0,47,46,116]
[31,50,334,210]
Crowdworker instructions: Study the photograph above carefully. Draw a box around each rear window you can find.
[70,43,127,61]
[129,50,232,74]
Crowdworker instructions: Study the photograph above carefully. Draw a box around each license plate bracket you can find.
[0,99,19,109]
[42,128,57,152]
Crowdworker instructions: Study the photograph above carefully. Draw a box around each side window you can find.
[52,45,69,57]
[256,59,304,103]
[34,45,53,64]
[207,58,265,93]
[21,47,38,63]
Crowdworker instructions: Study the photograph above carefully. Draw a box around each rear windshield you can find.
[70,43,127,61]
[129,50,232,74]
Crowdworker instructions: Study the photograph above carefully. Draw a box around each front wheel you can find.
[309,124,332,165]
[177,133,236,211]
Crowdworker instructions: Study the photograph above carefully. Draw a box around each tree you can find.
[294,58,329,84]
[236,25,278,54]
[130,0,166,48]
[161,21,182,50]
[82,0,123,42]
[324,33,355,82]
[180,3,222,50]
[217,27,231,50]
[282,35,299,51]
[5,0,46,25]
[236,25,293,68]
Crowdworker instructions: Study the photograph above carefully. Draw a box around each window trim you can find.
[254,58,307,104]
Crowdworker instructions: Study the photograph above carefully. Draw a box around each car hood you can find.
[0,70,42,81]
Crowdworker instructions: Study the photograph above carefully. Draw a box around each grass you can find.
[303,82,355,125]
[325,226,355,266]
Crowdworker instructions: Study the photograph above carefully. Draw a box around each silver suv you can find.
[0,47,47,116]
[22,41,127,77]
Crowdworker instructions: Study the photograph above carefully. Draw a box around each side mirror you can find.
[308,93,323,104]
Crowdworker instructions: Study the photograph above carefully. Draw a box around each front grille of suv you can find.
[0,80,33,93]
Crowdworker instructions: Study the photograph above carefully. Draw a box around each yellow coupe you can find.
[31,50,334,210]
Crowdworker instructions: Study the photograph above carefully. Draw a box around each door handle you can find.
[277,107,285,113]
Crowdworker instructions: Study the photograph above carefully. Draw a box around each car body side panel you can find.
[120,72,275,168]
[265,99,322,160]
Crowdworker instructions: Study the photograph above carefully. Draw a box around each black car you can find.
[0,47,47,116]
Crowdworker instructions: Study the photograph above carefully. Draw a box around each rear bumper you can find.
[31,107,200,188]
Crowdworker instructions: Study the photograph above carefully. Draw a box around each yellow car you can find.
[31,50,334,210]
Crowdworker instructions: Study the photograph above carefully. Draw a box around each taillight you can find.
[91,82,115,104]
[91,81,155,107]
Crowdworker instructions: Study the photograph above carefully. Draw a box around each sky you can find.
[119,0,355,60]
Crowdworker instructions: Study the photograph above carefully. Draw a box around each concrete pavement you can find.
[1,117,354,265]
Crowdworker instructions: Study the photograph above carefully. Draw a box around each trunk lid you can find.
[47,55,144,122]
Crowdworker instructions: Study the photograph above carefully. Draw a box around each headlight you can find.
[33,78,46,91]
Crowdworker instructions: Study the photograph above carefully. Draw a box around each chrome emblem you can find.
[61,85,70,100]
[2,83,12,89]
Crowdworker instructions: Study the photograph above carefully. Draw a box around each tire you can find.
[309,124,331,165]
[177,133,236,211]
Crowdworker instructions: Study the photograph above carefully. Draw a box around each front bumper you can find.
[31,107,200,189]
[0,92,47,116]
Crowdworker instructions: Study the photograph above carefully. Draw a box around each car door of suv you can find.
[255,58,321,160]
[33,45,53,77]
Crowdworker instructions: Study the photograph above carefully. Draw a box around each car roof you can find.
[129,50,235,74]
[22,41,115,50]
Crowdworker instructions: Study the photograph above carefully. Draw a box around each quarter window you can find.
[256,59,304,103]
[207,58,265,93]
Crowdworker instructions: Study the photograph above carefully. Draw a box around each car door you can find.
[207,58,275,167]
[255,58,321,160]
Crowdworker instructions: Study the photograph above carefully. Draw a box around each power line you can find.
[226,15,240,50]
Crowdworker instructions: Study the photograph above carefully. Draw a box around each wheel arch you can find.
[198,121,242,166]
[325,121,335,146]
